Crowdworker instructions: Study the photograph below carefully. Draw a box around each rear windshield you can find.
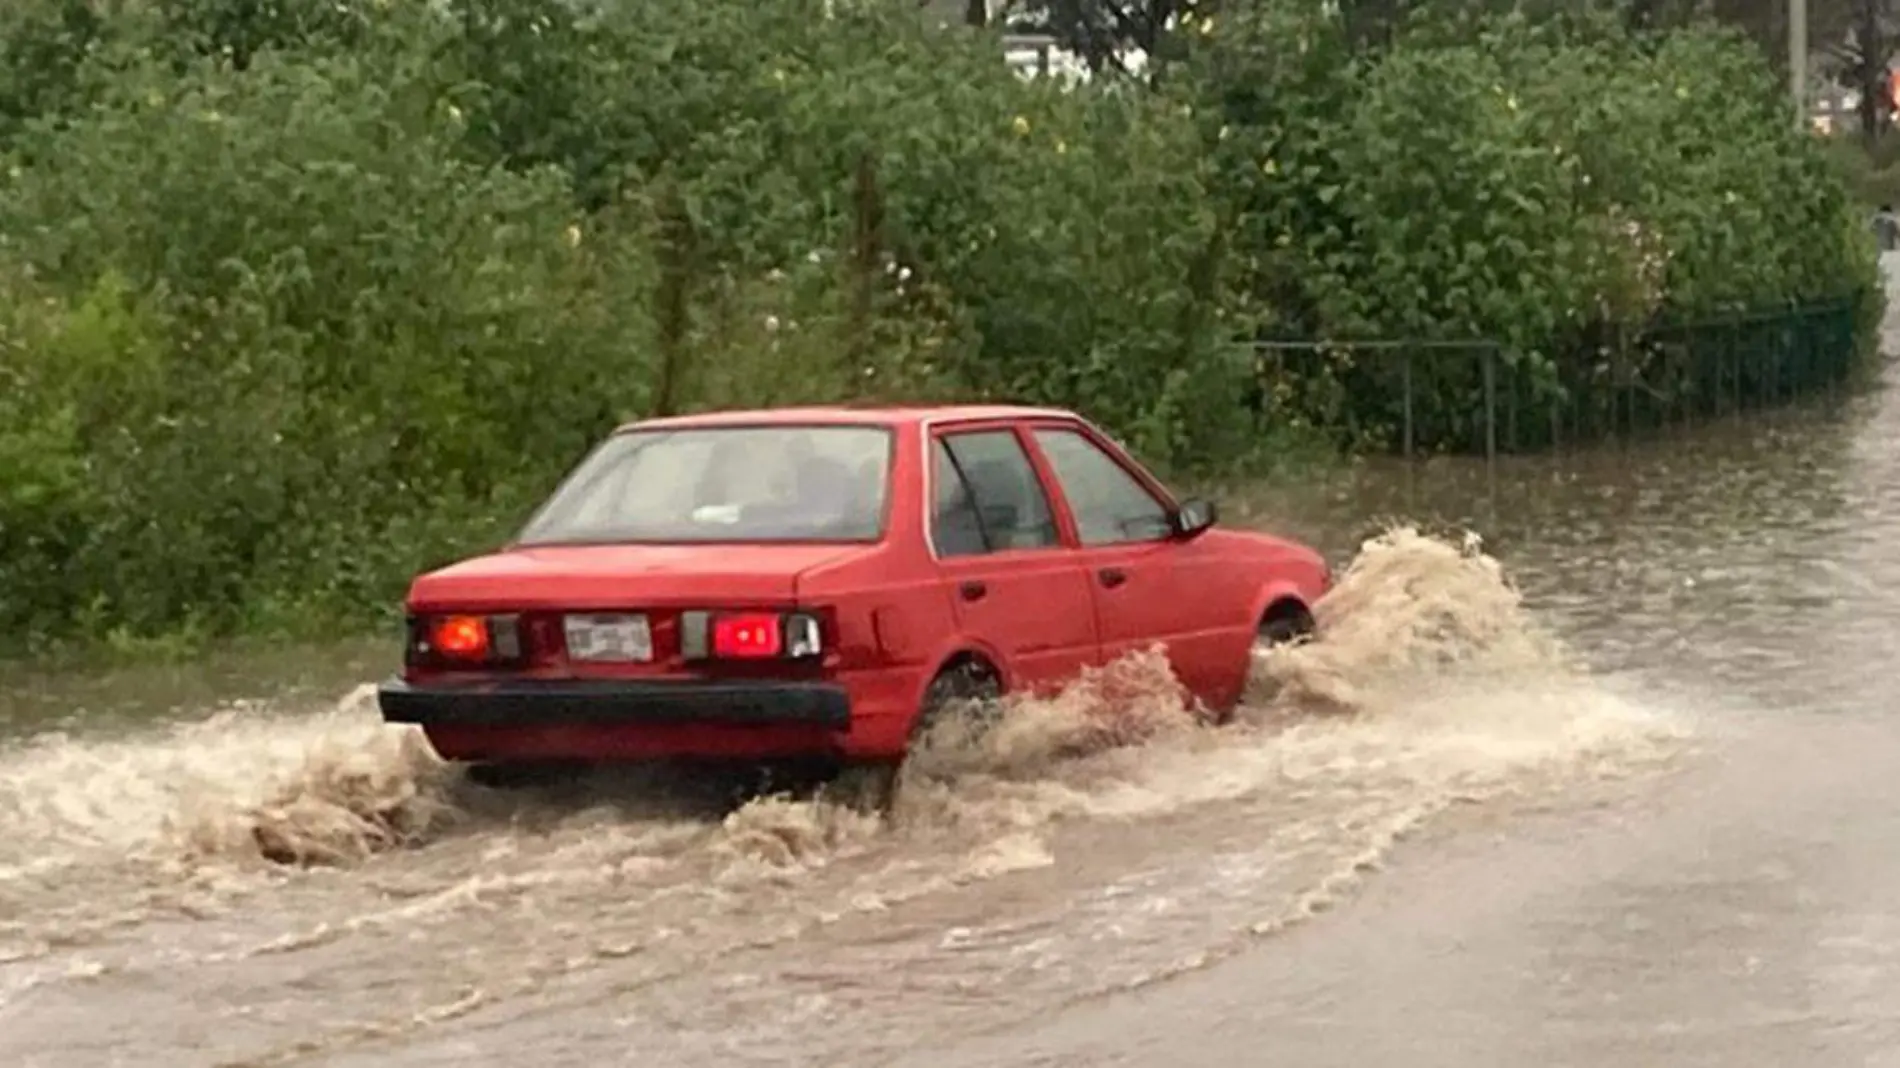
[515,425,893,545]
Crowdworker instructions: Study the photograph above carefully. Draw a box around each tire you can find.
[1236,604,1315,720]
[1254,605,1314,649]
[832,659,1003,816]
[913,659,1004,737]
[465,760,589,790]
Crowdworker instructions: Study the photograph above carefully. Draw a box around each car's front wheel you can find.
[1235,601,1318,717]
[1254,602,1315,649]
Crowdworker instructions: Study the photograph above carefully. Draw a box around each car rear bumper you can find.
[376,676,852,730]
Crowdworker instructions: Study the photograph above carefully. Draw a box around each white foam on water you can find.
[0,526,1687,1020]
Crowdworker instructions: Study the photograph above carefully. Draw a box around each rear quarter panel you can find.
[795,422,957,758]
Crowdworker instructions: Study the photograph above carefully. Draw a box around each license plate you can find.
[563,613,653,662]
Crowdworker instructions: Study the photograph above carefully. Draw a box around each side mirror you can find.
[1171,497,1218,539]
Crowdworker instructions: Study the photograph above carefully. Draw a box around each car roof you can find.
[617,404,1083,433]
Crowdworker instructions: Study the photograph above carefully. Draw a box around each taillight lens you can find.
[685,610,824,661]
[410,613,523,666]
[711,613,783,658]
[432,615,490,660]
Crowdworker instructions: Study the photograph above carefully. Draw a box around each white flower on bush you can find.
[1596,207,1669,319]
[764,315,781,333]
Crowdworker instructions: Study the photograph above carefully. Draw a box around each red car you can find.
[377,405,1330,788]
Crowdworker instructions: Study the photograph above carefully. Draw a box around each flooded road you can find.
[3,296,1897,1065]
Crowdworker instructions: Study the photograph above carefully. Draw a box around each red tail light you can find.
[682,610,824,661]
[432,616,490,660]
[410,613,523,667]
[711,613,783,658]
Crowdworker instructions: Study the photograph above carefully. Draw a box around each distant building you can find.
[917,0,986,25]
[910,0,1094,81]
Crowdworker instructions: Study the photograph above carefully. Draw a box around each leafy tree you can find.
[0,0,1877,650]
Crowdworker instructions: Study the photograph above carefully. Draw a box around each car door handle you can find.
[959,581,988,602]
[1098,568,1127,589]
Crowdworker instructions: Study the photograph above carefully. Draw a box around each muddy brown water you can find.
[4,302,1899,1066]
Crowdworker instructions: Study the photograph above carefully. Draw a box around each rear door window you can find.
[930,430,1060,556]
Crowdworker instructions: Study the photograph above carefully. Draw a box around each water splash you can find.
[1252,525,1560,714]
[0,524,1686,1062]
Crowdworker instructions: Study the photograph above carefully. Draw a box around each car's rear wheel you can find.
[831,658,1003,816]
[913,658,1005,739]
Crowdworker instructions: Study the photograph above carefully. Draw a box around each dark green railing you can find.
[1248,300,1865,459]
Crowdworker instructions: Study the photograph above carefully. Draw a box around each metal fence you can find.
[1249,300,1864,460]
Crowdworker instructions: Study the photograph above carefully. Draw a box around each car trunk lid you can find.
[404,543,861,680]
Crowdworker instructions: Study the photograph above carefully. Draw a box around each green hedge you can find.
[1181,3,1880,447]
[0,0,1880,652]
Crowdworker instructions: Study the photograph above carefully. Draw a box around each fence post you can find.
[1629,337,1641,439]
[1483,344,1497,468]
[1766,311,1778,408]
[1402,347,1415,461]
[846,151,884,378]
[1504,350,1519,453]
[650,181,696,418]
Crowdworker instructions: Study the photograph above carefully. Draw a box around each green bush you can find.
[1825,134,1900,210]
[1176,2,1880,446]
[0,0,1880,653]
[440,0,1249,460]
[0,49,661,644]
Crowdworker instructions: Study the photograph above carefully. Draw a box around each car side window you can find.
[931,430,1060,556]
[931,441,987,558]
[1031,428,1173,546]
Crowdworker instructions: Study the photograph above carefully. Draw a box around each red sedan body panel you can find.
[381,404,1330,764]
